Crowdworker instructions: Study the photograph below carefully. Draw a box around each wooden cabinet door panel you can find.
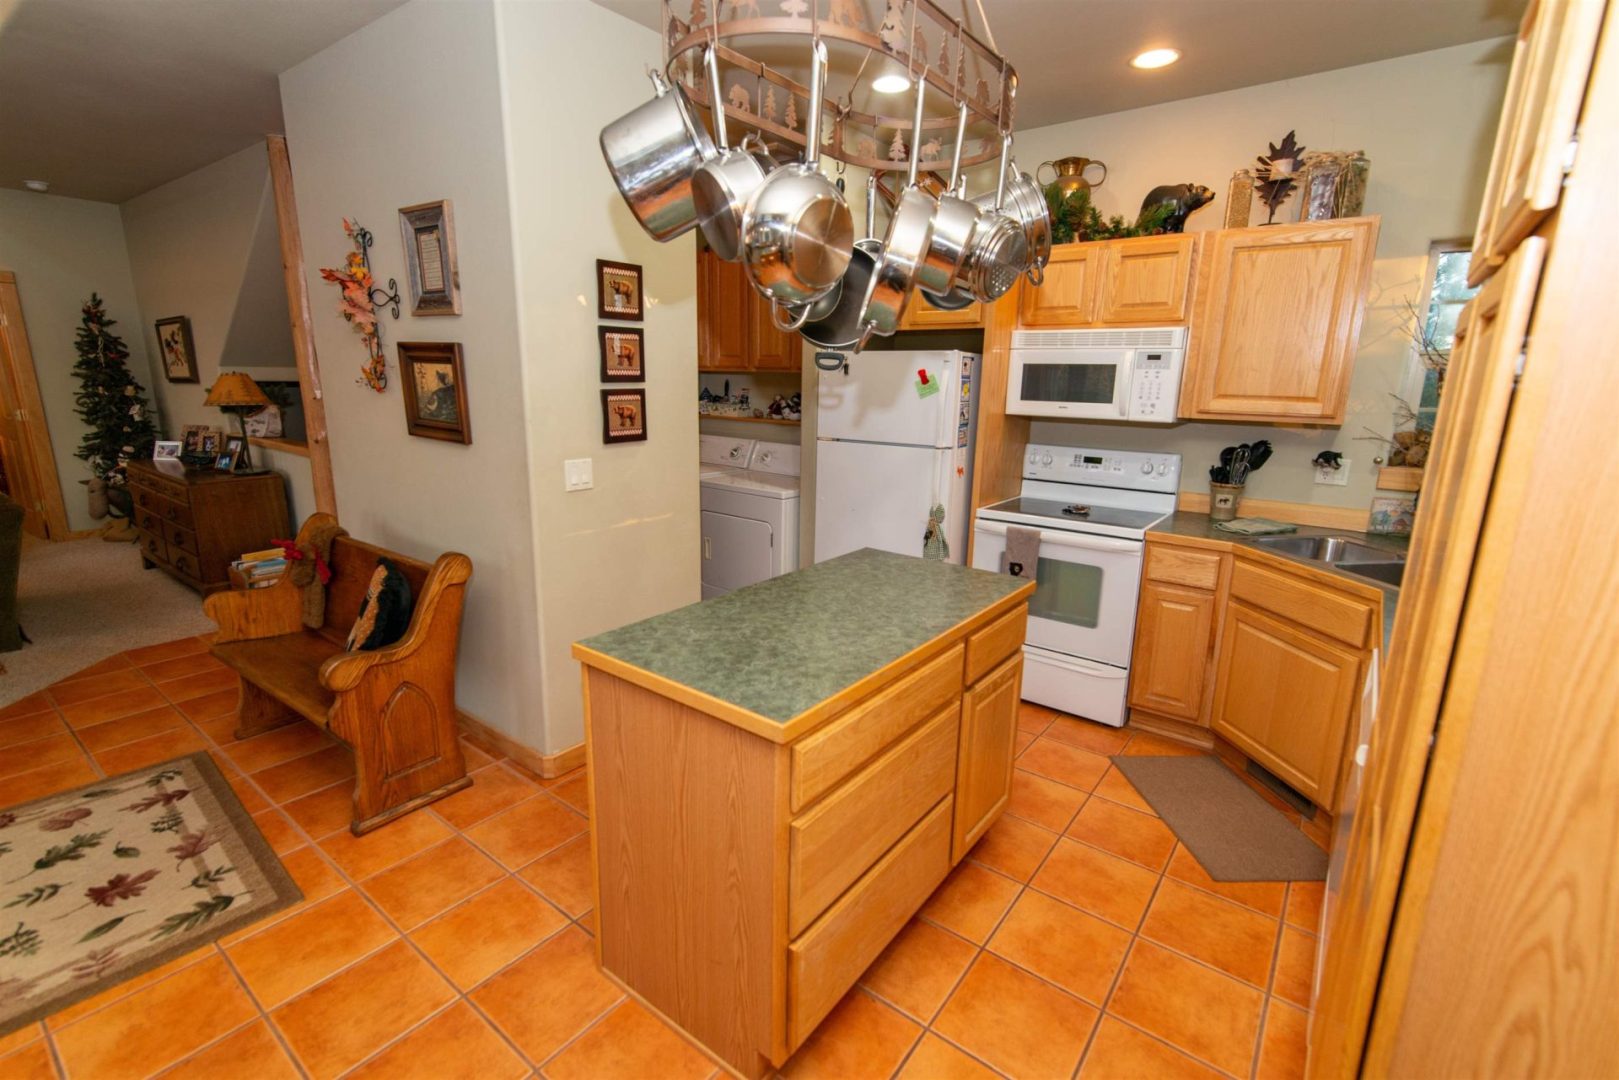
[1096,234,1196,324]
[1180,218,1378,423]
[1471,0,1605,281]
[1128,581,1217,724]
[749,290,800,370]
[900,297,985,330]
[1211,600,1361,807]
[700,250,749,371]
[952,652,1023,862]
[1018,244,1098,326]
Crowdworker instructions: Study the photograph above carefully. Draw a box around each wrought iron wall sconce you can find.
[352,224,402,320]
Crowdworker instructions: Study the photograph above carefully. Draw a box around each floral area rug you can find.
[0,752,301,1034]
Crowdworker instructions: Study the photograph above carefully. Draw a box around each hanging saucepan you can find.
[958,134,1030,302]
[916,101,980,311]
[975,143,1051,285]
[801,172,884,349]
[599,66,717,241]
[853,72,939,348]
[692,45,774,263]
[742,39,853,320]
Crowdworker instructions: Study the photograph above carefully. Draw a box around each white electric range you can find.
[971,444,1181,726]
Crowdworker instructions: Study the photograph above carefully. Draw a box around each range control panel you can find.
[1023,444,1182,494]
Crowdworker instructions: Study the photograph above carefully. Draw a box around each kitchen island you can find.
[572,549,1033,1077]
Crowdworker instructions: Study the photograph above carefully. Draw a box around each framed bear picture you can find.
[601,388,646,444]
[596,259,643,321]
[598,327,644,382]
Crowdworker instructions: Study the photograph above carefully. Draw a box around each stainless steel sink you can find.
[1247,535,1394,564]
[1341,561,1405,587]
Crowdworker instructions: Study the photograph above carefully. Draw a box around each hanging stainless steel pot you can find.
[854,74,938,347]
[599,67,717,241]
[692,46,773,262]
[801,172,884,349]
[974,142,1051,285]
[960,134,1031,302]
[916,101,980,308]
[741,39,852,313]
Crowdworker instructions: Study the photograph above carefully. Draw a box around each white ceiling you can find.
[591,0,1526,130]
[0,0,406,203]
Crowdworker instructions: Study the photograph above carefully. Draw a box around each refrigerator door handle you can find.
[974,520,1142,555]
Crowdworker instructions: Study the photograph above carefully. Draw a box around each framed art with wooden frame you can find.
[599,327,644,382]
[398,200,461,316]
[596,259,643,321]
[601,387,647,443]
[154,316,198,382]
[398,341,471,444]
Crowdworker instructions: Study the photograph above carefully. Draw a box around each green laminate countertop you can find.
[1149,512,1407,653]
[575,548,1031,730]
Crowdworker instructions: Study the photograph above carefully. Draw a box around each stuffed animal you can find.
[273,520,347,628]
[1138,183,1215,233]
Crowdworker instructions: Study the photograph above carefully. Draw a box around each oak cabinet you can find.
[1095,234,1197,324]
[951,651,1023,861]
[1211,600,1363,810]
[899,295,985,330]
[1469,0,1606,283]
[1019,242,1100,326]
[1179,217,1379,424]
[1129,580,1218,724]
[699,248,800,372]
[128,460,289,596]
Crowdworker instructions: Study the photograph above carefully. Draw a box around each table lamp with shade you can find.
[204,372,271,472]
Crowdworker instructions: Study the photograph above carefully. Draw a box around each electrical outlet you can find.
[564,458,594,492]
[1315,458,1350,486]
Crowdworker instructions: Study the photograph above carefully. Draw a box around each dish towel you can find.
[1214,517,1299,536]
[1000,525,1041,581]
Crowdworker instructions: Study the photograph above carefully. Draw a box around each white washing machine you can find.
[699,435,801,599]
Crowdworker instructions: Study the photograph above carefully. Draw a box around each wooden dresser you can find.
[127,460,290,596]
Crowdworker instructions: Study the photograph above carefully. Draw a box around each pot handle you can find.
[1025,263,1045,288]
[705,45,729,151]
[770,298,812,332]
[865,171,878,239]
[802,39,828,169]
[947,102,969,191]
[906,69,929,188]
[994,134,1012,210]
[853,321,878,355]
[648,67,670,98]
[1085,160,1108,187]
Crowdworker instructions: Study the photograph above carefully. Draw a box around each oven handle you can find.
[975,519,1142,555]
[1117,353,1135,417]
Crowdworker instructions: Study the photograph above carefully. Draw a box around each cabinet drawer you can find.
[788,797,952,1049]
[1231,558,1373,648]
[133,471,187,503]
[138,530,168,565]
[965,605,1026,684]
[791,643,962,812]
[166,523,199,556]
[1145,544,1223,590]
[153,494,194,531]
[789,705,958,936]
[168,549,202,584]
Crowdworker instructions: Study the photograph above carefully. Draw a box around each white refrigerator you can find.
[815,350,979,565]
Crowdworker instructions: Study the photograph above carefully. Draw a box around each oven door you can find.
[1006,348,1134,420]
[971,519,1145,668]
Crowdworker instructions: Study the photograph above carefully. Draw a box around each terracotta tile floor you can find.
[0,644,1321,1079]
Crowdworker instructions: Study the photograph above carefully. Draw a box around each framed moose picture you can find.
[598,327,644,382]
[601,388,647,444]
[596,259,643,321]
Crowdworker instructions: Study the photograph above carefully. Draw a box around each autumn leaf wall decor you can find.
[320,218,391,392]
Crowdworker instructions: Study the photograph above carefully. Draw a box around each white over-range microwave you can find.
[1006,327,1186,422]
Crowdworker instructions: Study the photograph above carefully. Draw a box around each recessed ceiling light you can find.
[22,179,49,193]
[1130,48,1181,70]
[871,73,911,94]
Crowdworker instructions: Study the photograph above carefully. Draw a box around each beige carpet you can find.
[1112,755,1329,881]
[1,535,215,706]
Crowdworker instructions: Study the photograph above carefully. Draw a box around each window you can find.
[1413,242,1481,431]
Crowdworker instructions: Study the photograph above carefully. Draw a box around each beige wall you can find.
[279,0,546,743]
[1007,38,1512,510]
[0,189,151,532]
[120,143,316,521]
[495,0,700,753]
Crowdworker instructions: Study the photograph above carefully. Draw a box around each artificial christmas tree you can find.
[71,294,157,519]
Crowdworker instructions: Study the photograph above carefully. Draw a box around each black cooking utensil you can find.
[1249,440,1274,471]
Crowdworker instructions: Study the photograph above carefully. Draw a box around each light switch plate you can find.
[564,458,594,492]
[1314,458,1350,486]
